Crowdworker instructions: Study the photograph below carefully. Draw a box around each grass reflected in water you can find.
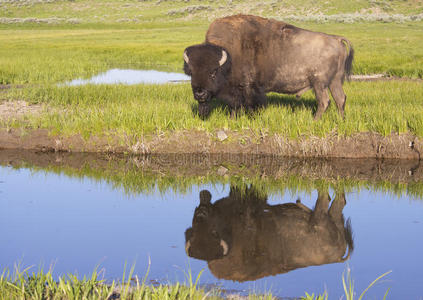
[1,151,423,199]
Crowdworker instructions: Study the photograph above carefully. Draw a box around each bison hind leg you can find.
[329,191,346,222]
[329,79,347,119]
[312,83,330,120]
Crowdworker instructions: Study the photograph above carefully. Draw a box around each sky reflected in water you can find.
[65,69,190,86]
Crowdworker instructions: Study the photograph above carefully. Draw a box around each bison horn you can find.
[220,239,229,256]
[219,50,227,66]
[183,51,189,64]
[185,240,191,255]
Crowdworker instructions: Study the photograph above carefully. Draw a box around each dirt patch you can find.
[0,100,43,121]
[350,74,423,82]
[0,84,25,90]
[0,127,421,160]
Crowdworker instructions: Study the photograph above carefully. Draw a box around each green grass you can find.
[1,1,423,143]
[0,25,206,85]
[1,22,423,85]
[0,262,273,300]
[302,269,391,300]
[5,152,423,199]
[3,80,423,139]
[0,262,392,300]
[341,269,391,300]
[307,23,423,78]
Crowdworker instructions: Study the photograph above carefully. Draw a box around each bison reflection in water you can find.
[185,187,354,282]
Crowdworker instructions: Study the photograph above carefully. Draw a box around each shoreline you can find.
[1,149,422,184]
[0,128,421,160]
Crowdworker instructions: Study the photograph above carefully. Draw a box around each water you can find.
[1,153,423,299]
[66,69,190,86]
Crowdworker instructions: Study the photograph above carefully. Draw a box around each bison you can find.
[184,186,354,281]
[183,14,354,120]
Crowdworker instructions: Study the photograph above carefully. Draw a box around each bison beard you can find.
[198,102,211,119]
[183,14,354,120]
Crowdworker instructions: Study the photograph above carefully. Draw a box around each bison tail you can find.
[341,38,354,82]
[341,218,354,262]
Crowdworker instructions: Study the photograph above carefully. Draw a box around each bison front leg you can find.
[313,83,330,120]
[225,87,245,119]
[245,85,267,111]
[254,93,267,111]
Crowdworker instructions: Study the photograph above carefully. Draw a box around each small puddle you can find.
[66,69,190,86]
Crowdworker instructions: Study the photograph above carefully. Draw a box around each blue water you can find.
[65,69,190,86]
[1,166,423,299]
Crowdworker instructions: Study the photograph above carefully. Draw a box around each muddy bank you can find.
[1,149,422,184]
[0,127,421,160]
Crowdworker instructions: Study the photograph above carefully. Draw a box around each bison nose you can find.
[194,88,207,101]
[194,206,208,221]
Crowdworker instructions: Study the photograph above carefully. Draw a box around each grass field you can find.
[3,80,423,139]
[1,0,423,141]
[1,22,423,85]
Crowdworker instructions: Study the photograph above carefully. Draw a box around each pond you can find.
[1,152,423,299]
[65,69,190,86]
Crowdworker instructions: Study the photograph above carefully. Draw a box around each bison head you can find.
[184,190,230,261]
[183,44,232,118]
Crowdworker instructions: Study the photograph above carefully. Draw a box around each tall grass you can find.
[302,269,392,300]
[0,263,393,300]
[0,262,220,300]
[3,80,423,139]
[0,262,275,300]
[342,269,391,300]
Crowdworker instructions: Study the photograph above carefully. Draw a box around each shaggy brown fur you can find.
[183,14,354,119]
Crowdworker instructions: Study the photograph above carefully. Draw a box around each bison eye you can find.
[209,69,217,80]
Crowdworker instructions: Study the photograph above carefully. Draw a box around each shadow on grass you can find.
[190,93,317,119]
[267,93,317,114]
